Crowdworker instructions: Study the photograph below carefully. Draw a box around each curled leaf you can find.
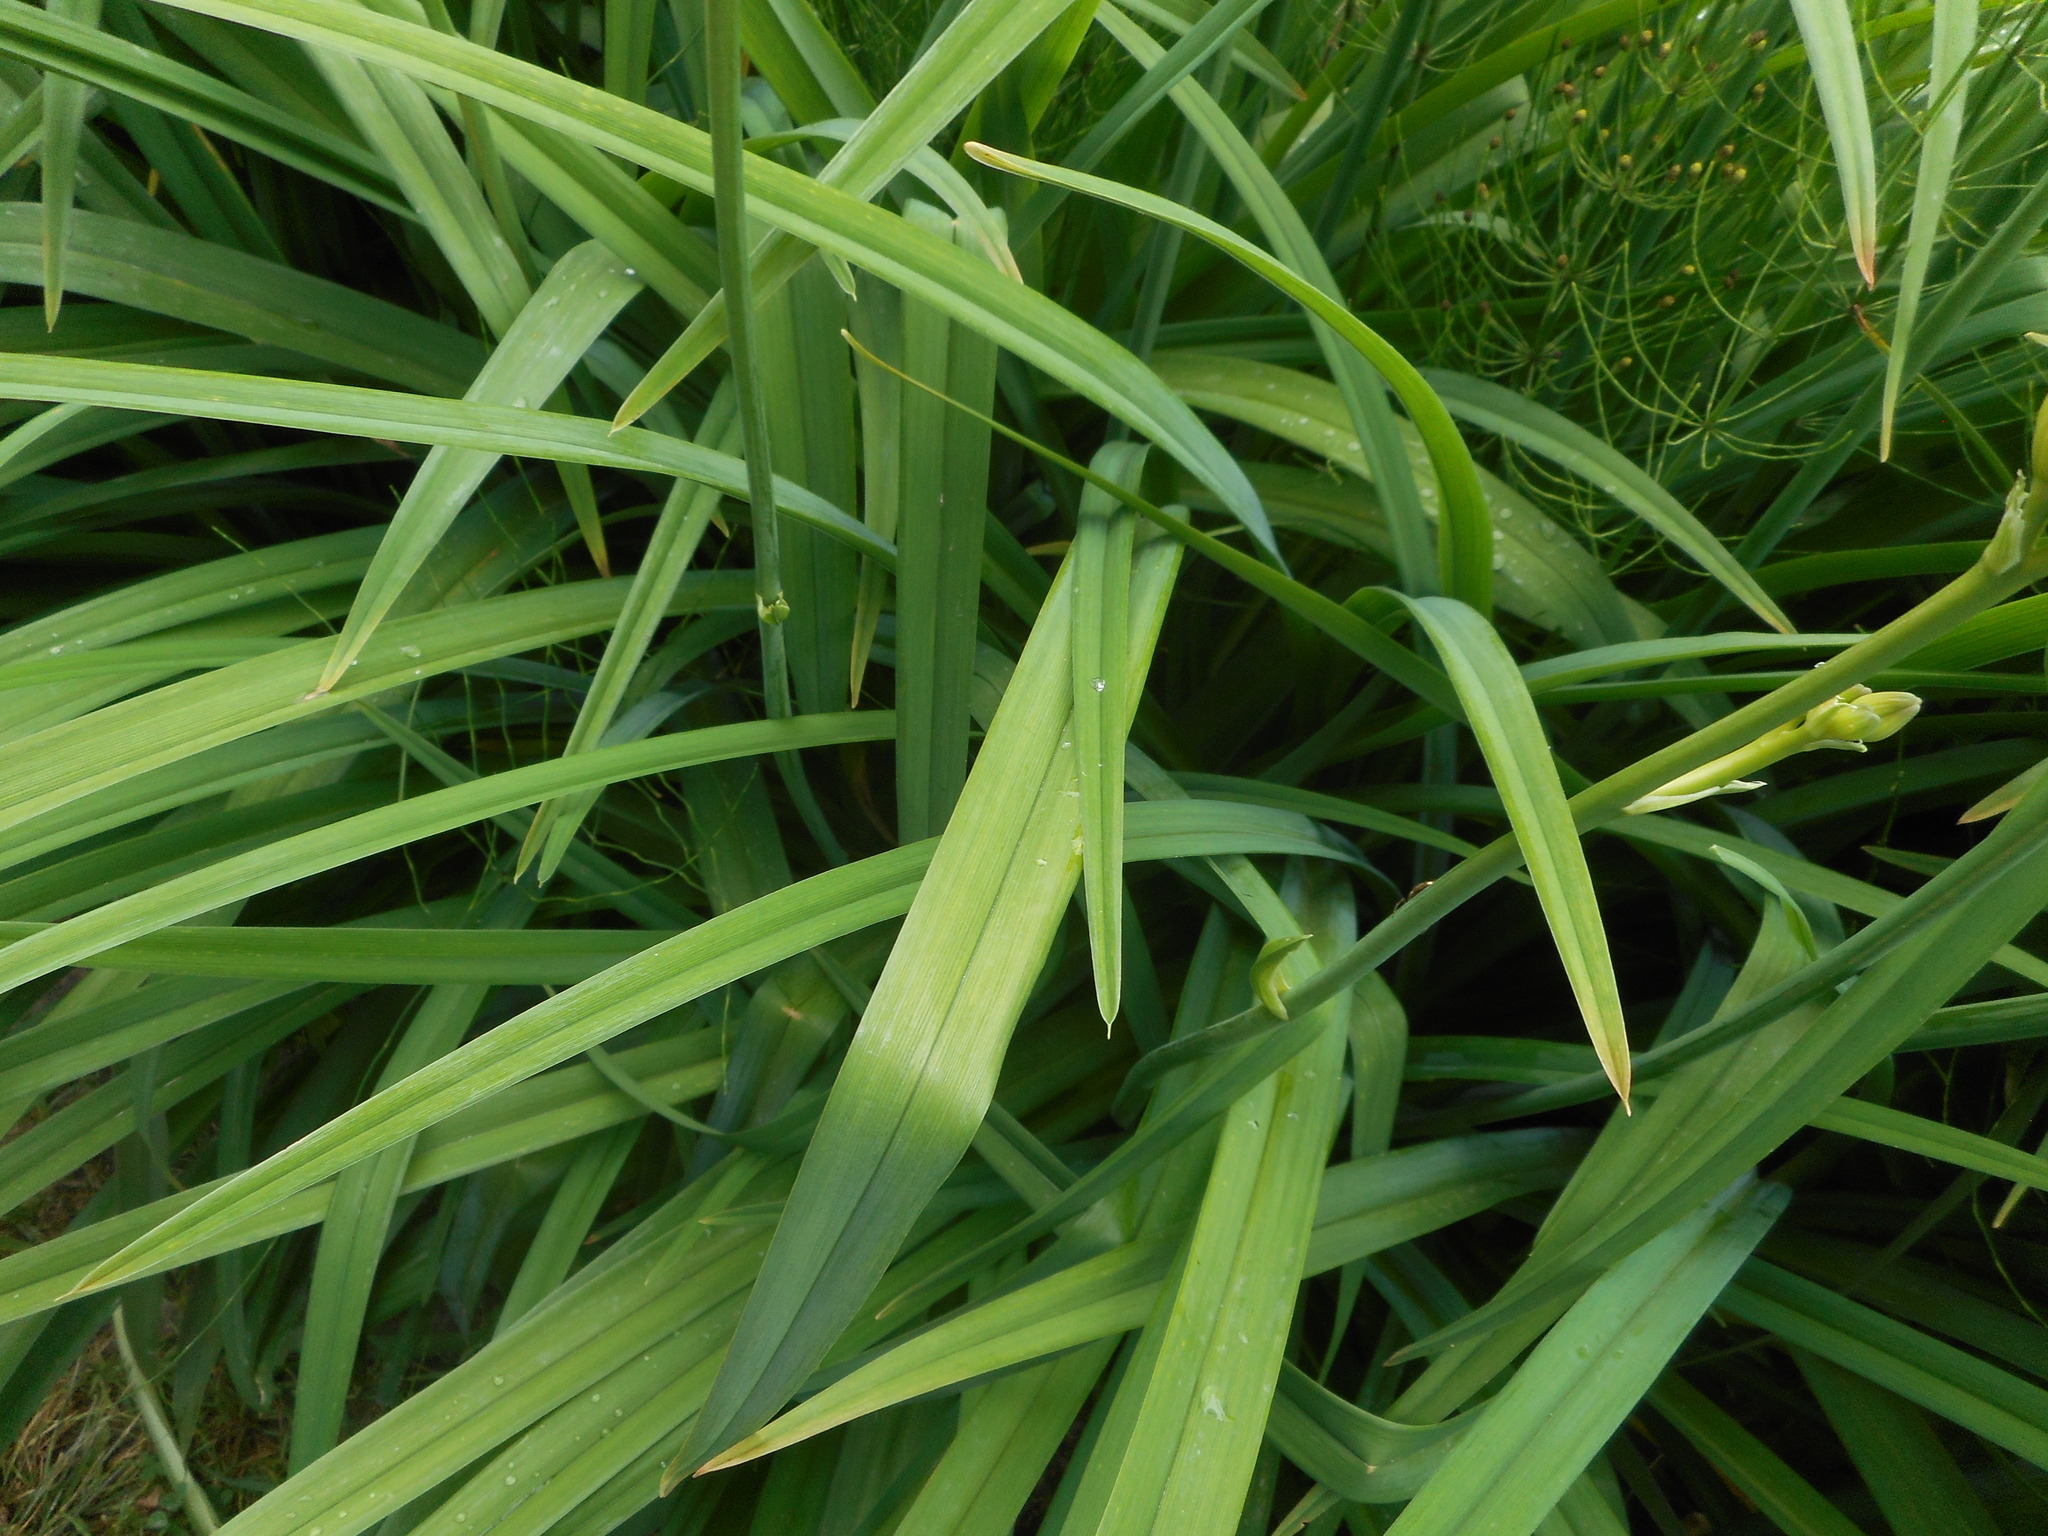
[1253,932,1314,1018]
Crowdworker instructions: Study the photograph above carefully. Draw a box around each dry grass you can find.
[2,1333,162,1536]
[0,1318,290,1535]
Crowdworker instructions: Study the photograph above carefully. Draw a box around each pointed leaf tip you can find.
[1599,1044,1632,1112]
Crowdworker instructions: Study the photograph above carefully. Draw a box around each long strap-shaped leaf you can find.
[759,120,1015,279]
[522,388,738,883]
[0,0,404,209]
[1074,444,1145,1021]
[1811,1090,2048,1190]
[889,203,1001,839]
[318,241,642,691]
[309,44,528,333]
[965,140,1490,606]
[38,0,103,329]
[1796,1351,2006,1536]
[1187,512,2048,1071]
[1649,1375,1867,1536]
[889,1340,1114,1536]
[1087,0,1446,602]
[117,0,1270,549]
[708,1130,1584,1470]
[1397,593,1629,1104]
[1005,0,1280,246]
[710,1237,1177,1471]
[0,573,749,847]
[2,1089,742,1338]
[755,258,863,732]
[69,851,927,1301]
[0,524,380,666]
[1154,355,1635,647]
[1879,0,1975,458]
[613,0,1076,424]
[706,0,790,745]
[0,974,301,1100]
[675,536,1183,1471]
[1788,0,1879,288]
[1265,1364,1471,1505]
[56,795,1324,1306]
[1058,815,1353,1535]
[0,921,663,986]
[1419,369,1792,633]
[484,111,716,317]
[188,1174,784,1536]
[838,327,1460,716]
[0,354,883,559]
[290,883,534,1470]
[0,203,480,392]
[0,712,889,997]
[1725,1259,2048,1468]
[1409,773,2048,1377]
[1383,1180,1785,1536]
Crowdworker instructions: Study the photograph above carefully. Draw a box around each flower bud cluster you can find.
[1624,685,1922,815]
[1801,686,1922,746]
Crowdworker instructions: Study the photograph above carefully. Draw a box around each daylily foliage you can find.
[1,1,2047,1534]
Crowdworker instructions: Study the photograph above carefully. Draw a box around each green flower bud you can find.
[1625,687,1923,814]
[1802,691,1878,744]
[1799,686,1920,747]
[1849,690,1921,742]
